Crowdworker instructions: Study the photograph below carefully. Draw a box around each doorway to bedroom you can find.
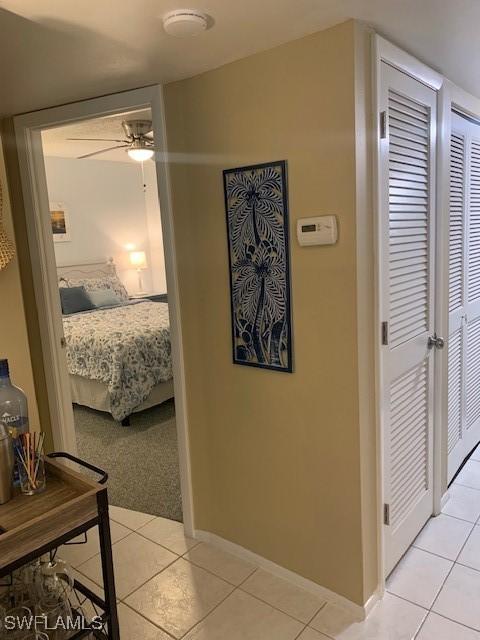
[39,106,183,523]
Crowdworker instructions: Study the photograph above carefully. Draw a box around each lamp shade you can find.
[129,250,147,269]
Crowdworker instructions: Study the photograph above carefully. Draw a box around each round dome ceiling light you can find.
[162,9,209,37]
[127,147,154,162]
[127,140,155,162]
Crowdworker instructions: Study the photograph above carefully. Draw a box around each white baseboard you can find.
[363,587,382,617]
[440,491,450,510]
[194,529,381,620]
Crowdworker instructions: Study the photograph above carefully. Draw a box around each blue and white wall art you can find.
[223,160,292,372]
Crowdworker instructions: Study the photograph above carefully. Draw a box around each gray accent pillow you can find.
[88,288,122,308]
[60,286,94,315]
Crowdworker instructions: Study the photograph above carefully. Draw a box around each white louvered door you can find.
[447,112,480,481]
[379,63,437,575]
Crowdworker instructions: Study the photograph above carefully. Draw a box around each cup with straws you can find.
[14,432,46,496]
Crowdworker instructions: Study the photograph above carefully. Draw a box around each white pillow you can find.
[66,275,129,302]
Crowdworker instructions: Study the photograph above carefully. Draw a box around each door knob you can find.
[428,334,445,350]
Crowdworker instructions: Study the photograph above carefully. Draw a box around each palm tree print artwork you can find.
[223,160,292,372]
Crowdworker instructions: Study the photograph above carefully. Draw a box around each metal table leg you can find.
[97,490,119,640]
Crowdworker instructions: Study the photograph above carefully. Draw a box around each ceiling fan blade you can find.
[68,137,127,143]
[77,145,128,159]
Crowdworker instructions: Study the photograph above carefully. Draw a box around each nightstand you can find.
[130,292,168,303]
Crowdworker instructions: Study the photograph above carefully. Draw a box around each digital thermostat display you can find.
[297,216,338,246]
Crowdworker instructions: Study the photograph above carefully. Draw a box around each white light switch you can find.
[297,215,338,246]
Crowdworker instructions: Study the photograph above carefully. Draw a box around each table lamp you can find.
[129,250,147,294]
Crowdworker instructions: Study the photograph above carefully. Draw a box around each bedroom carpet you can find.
[74,399,183,522]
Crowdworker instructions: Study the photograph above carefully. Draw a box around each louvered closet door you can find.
[447,112,480,481]
[379,63,436,575]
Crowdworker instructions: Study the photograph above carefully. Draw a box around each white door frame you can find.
[372,35,444,583]
[13,85,195,536]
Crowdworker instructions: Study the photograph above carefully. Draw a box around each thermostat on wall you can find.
[297,215,337,246]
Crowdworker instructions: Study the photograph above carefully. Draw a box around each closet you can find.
[447,111,480,481]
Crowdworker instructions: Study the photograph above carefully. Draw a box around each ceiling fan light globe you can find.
[127,147,154,162]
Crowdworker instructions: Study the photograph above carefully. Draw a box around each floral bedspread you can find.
[63,301,172,421]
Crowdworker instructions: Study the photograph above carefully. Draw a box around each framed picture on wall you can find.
[223,160,293,372]
[50,202,71,243]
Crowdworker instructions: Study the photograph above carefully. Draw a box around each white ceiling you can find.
[41,108,152,162]
[0,0,479,117]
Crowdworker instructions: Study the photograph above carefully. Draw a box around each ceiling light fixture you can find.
[163,9,209,37]
[127,142,154,162]
[69,119,155,161]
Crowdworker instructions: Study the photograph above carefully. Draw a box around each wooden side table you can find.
[0,452,119,640]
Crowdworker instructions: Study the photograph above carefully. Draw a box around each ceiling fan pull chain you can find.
[141,160,146,193]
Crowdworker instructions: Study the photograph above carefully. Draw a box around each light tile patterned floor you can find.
[386,456,480,639]
[59,459,480,639]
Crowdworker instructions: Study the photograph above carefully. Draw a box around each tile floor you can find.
[59,457,480,639]
[386,456,480,639]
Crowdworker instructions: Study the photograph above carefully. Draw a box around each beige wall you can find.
[0,19,376,604]
[0,135,40,433]
[165,20,375,605]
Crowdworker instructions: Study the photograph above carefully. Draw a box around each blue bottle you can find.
[0,359,29,485]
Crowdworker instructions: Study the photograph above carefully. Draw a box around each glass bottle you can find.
[0,359,29,485]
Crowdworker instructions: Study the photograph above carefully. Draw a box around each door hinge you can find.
[380,110,388,139]
[384,503,390,526]
[381,321,389,345]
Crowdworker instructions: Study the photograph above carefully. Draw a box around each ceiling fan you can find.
[67,119,155,161]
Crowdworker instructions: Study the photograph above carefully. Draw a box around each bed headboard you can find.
[57,258,117,282]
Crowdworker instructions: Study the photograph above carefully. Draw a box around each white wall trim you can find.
[151,85,195,536]
[12,125,77,455]
[375,35,443,91]
[448,78,480,120]
[194,529,381,620]
[371,31,386,595]
[435,81,451,508]
[441,491,450,510]
[363,588,383,618]
[13,85,195,536]
[354,23,381,605]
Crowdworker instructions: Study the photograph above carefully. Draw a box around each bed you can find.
[57,259,174,424]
